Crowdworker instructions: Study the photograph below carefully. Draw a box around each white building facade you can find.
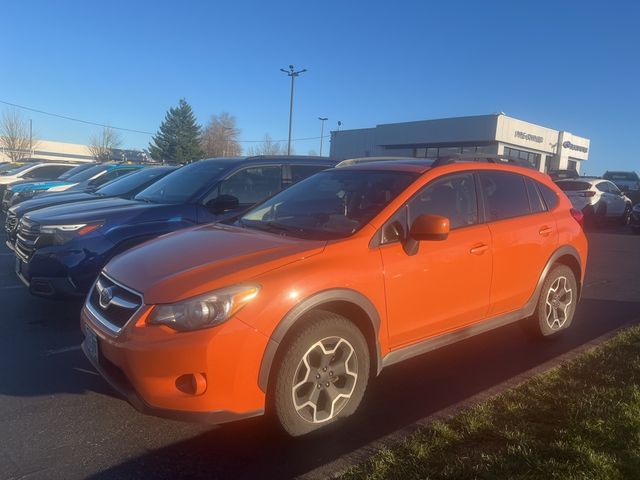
[330,114,590,173]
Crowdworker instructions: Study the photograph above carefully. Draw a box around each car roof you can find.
[338,159,434,174]
[197,155,338,166]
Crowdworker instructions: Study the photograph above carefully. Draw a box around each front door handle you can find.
[470,243,489,255]
[539,226,553,236]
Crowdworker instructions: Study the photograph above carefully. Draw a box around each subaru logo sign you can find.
[562,141,588,153]
[99,286,114,309]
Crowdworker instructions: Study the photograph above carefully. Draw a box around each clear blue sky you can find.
[1,0,638,174]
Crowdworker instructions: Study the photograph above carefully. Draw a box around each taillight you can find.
[570,208,584,228]
[579,191,596,197]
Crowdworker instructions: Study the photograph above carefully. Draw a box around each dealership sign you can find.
[562,141,588,153]
[514,131,544,143]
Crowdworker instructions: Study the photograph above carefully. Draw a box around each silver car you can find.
[556,177,632,226]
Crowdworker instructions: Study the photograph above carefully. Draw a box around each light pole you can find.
[318,117,328,156]
[280,65,306,155]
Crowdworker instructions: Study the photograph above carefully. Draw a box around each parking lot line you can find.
[44,345,82,356]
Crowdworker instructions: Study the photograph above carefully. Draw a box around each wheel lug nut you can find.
[317,384,321,389]
[323,367,327,372]
[315,374,320,379]
[325,382,330,387]
[329,371,333,376]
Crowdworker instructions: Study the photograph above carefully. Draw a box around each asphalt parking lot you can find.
[1,222,639,480]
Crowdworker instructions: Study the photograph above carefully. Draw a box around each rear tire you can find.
[621,204,632,226]
[271,310,370,436]
[526,264,578,339]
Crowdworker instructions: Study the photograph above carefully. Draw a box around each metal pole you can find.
[318,117,328,156]
[287,75,294,155]
[29,119,33,155]
[281,65,306,156]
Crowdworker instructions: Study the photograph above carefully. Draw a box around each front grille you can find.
[15,218,40,261]
[88,273,143,331]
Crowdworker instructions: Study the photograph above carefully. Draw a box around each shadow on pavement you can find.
[88,296,640,480]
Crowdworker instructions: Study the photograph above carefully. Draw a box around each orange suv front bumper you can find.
[80,304,269,423]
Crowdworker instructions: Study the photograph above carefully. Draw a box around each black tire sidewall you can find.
[271,311,370,436]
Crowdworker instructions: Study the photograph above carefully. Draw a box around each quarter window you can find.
[537,182,559,210]
[479,171,530,221]
[525,177,546,213]
[408,173,478,229]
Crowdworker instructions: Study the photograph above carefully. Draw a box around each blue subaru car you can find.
[5,166,177,249]
[14,156,335,298]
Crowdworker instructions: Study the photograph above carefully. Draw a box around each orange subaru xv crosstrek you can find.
[81,159,587,436]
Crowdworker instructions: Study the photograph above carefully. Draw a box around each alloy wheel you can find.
[291,336,358,423]
[545,276,573,330]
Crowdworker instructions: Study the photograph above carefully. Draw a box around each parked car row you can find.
[0,154,590,437]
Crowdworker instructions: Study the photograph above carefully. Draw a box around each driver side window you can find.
[409,173,478,229]
[216,166,283,206]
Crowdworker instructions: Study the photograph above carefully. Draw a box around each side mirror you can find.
[410,214,450,241]
[403,214,450,256]
[206,194,239,214]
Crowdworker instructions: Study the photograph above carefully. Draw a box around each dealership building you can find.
[329,113,590,173]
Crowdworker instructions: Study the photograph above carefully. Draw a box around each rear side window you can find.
[556,181,592,191]
[291,164,329,183]
[24,165,72,179]
[537,182,559,210]
[479,171,530,221]
[595,182,610,193]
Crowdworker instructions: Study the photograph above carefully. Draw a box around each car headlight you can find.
[40,222,103,245]
[147,284,260,331]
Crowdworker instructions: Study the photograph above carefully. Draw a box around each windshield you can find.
[241,169,419,240]
[57,163,96,180]
[65,164,111,182]
[1,163,34,176]
[135,160,234,204]
[556,181,592,191]
[96,167,174,196]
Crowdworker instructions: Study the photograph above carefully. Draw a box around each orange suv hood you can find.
[104,223,326,304]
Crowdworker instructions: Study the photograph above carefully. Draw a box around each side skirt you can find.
[381,307,531,368]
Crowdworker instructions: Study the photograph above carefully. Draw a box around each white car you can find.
[555,177,632,226]
[0,162,78,188]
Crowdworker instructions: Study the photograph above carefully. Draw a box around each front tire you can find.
[527,264,578,338]
[271,310,370,436]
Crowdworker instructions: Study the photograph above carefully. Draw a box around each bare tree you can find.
[246,133,290,156]
[88,126,122,162]
[201,112,241,157]
[0,109,36,162]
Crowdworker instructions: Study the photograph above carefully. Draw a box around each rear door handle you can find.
[539,226,553,236]
[470,243,489,255]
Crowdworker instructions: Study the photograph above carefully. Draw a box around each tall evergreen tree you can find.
[148,99,203,163]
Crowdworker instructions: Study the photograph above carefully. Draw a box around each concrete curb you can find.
[299,320,638,480]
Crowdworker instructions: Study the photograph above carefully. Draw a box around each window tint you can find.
[595,182,610,193]
[218,166,282,205]
[58,163,96,180]
[25,165,72,179]
[479,171,530,221]
[537,182,559,210]
[525,177,545,213]
[556,181,592,191]
[96,168,172,196]
[606,182,621,195]
[291,164,329,183]
[409,173,478,229]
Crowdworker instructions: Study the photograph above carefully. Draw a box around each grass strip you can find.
[341,325,640,480]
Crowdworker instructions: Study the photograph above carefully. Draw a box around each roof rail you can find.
[335,156,420,168]
[432,153,537,170]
